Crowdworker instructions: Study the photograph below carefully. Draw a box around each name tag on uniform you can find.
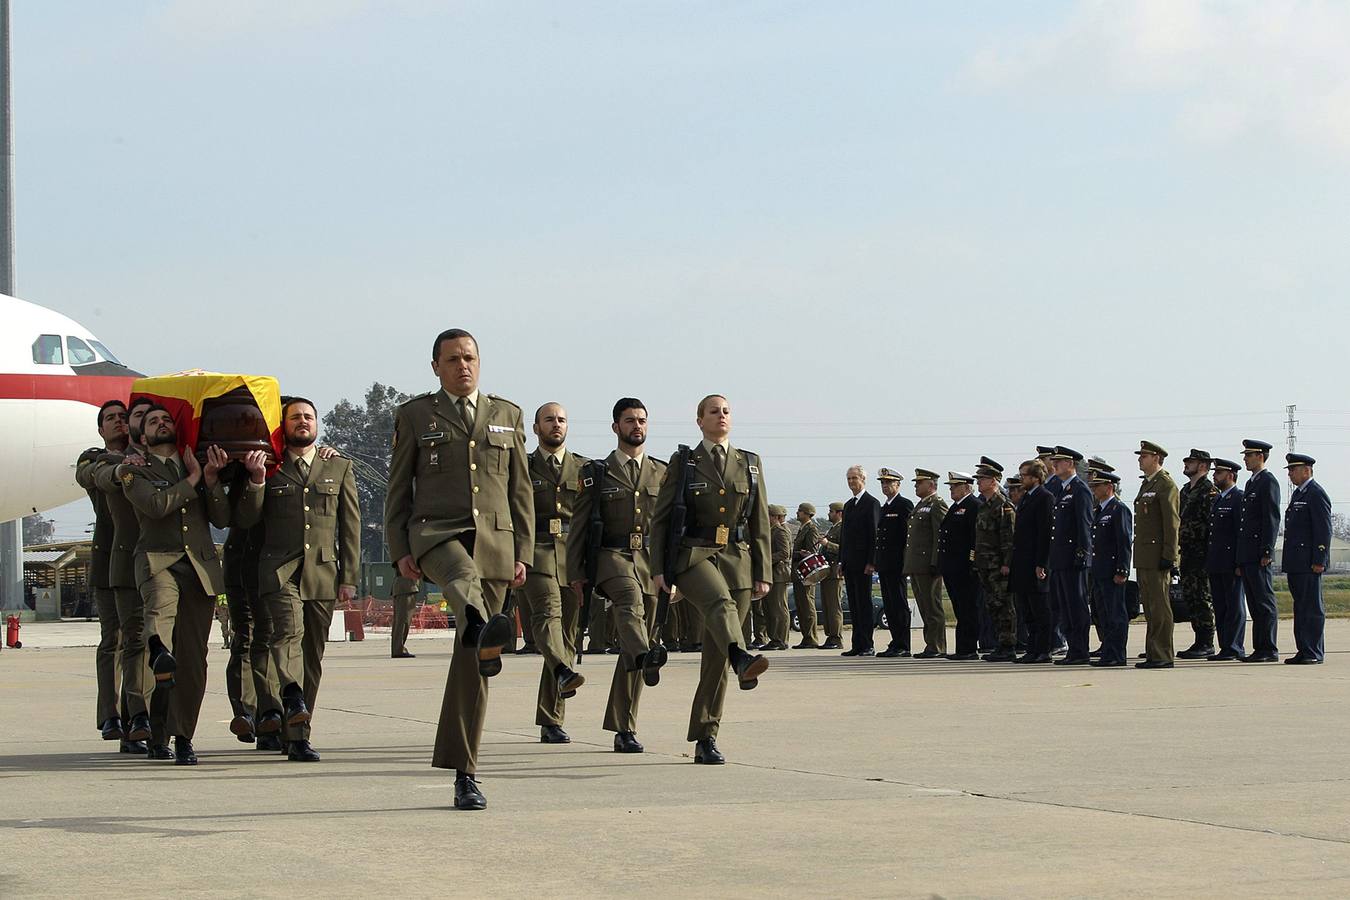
[1142,492,1156,498]
[1101,516,1112,522]
[532,479,543,487]
[488,424,512,433]
[715,525,730,545]
[601,487,621,495]
[954,509,967,516]
[152,480,171,487]
[690,482,708,490]
[420,431,445,441]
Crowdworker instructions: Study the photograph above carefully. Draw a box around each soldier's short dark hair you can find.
[612,398,646,423]
[697,394,727,418]
[432,328,477,361]
[534,402,566,424]
[128,396,155,415]
[282,396,318,419]
[96,399,126,429]
[142,403,173,422]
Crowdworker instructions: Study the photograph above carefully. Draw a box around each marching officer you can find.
[1177,449,1219,659]
[904,469,947,658]
[1133,441,1180,669]
[1237,439,1281,663]
[973,462,1017,661]
[1205,458,1246,660]
[790,502,823,649]
[818,502,846,650]
[1282,453,1331,664]
[875,468,914,658]
[1088,471,1133,667]
[938,472,980,660]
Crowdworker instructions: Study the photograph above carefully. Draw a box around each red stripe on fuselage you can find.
[0,372,139,405]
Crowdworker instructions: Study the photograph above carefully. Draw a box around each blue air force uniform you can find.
[1205,460,1247,659]
[1047,447,1094,662]
[1282,454,1331,663]
[1237,441,1281,659]
[1090,478,1133,664]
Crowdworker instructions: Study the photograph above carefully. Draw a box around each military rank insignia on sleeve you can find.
[121,470,135,487]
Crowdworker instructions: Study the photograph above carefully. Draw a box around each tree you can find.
[322,382,410,563]
[23,513,56,545]
[1333,513,1350,544]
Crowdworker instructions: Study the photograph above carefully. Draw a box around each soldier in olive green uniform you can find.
[790,502,823,648]
[523,402,587,743]
[1177,449,1219,658]
[220,496,267,744]
[905,469,949,657]
[568,397,666,753]
[1133,441,1180,668]
[818,503,846,650]
[761,505,792,650]
[651,394,772,764]
[384,329,533,810]
[973,462,1017,660]
[390,575,420,658]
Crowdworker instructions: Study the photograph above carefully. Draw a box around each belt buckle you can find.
[629,532,644,550]
[714,524,730,546]
[548,518,562,536]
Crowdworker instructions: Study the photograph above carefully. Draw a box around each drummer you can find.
[791,503,825,648]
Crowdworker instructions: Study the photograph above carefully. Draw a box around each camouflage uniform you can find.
[1178,474,1219,644]
[974,489,1017,650]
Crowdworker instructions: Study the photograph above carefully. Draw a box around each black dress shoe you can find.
[257,709,283,734]
[693,737,725,765]
[287,739,321,762]
[945,652,979,661]
[554,664,585,699]
[1015,653,1051,664]
[151,648,177,685]
[454,772,487,810]
[749,640,765,650]
[983,649,1017,662]
[514,644,537,655]
[914,649,942,659]
[840,648,860,657]
[1088,648,1103,659]
[126,713,152,742]
[391,650,416,659]
[613,731,644,753]
[1090,659,1126,668]
[1207,650,1240,661]
[583,645,607,655]
[283,696,311,727]
[792,641,820,650]
[731,651,768,689]
[1284,655,1323,665]
[877,648,901,658]
[682,642,703,653]
[1239,653,1279,663]
[173,737,198,766]
[820,639,842,650]
[641,649,666,687]
[1135,660,1175,669]
[147,743,173,760]
[1178,645,1215,660]
[257,733,284,752]
[120,739,148,754]
[475,613,513,677]
[100,717,125,741]
[1053,656,1090,666]
[540,724,571,744]
[230,714,256,741]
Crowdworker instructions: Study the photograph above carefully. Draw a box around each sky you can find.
[17,0,1350,541]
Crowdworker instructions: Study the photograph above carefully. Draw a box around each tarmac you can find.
[2,618,1348,898]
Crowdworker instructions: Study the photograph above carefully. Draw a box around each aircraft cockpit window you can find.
[89,340,122,365]
[32,334,63,365]
[66,336,97,365]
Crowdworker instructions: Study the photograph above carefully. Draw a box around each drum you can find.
[796,552,830,586]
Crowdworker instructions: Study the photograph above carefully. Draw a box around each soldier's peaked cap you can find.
[1050,446,1083,462]
[1212,457,1241,473]
[768,503,788,517]
[1088,456,1115,473]
[913,468,940,482]
[975,465,1002,480]
[877,467,903,481]
[1285,452,1316,468]
[1242,439,1273,454]
[1182,448,1211,462]
[1035,445,1056,456]
[1090,471,1121,485]
[1134,440,1167,458]
[978,456,1003,474]
[828,501,846,512]
[945,471,975,485]
[797,501,817,516]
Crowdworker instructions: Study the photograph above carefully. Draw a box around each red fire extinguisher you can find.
[5,615,20,649]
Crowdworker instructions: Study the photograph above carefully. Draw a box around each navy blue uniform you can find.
[1090,496,1133,663]
[1049,474,1094,660]
[1010,484,1053,657]
[1238,469,1281,656]
[938,493,980,655]
[1284,479,1332,661]
[1205,485,1246,658]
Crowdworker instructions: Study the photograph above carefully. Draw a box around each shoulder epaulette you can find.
[486,393,520,410]
[651,456,668,469]
[398,391,434,409]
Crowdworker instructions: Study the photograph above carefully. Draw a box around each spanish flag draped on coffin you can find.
[131,370,283,465]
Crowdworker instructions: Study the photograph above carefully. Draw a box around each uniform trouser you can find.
[225,585,268,719]
[141,559,214,740]
[1137,568,1173,662]
[763,581,789,645]
[819,577,844,641]
[877,570,910,652]
[514,584,537,648]
[976,582,995,650]
[599,575,657,734]
[94,587,126,728]
[1208,572,1247,657]
[1288,572,1325,661]
[669,597,704,648]
[265,575,335,742]
[112,587,149,719]
[1016,589,1051,655]
[1240,564,1278,656]
[742,597,766,646]
[391,590,417,656]
[524,570,580,727]
[976,571,1016,650]
[843,567,874,652]
[251,597,281,717]
[586,596,615,650]
[423,535,508,774]
[1094,577,1129,664]
[1049,569,1090,660]
[909,573,946,654]
[1180,569,1215,641]
[792,579,820,646]
[944,568,980,655]
[673,558,751,742]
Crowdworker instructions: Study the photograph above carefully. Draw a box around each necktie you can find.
[628,457,640,484]
[712,445,726,477]
[457,396,474,433]
[297,457,310,481]
[550,455,561,479]
[169,457,182,479]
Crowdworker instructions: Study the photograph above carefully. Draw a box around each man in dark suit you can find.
[1012,459,1054,664]
[938,472,980,659]
[1205,458,1246,660]
[1048,446,1094,665]
[1088,472,1132,667]
[1237,439,1281,663]
[1282,453,1331,664]
[874,467,913,657]
[839,465,881,657]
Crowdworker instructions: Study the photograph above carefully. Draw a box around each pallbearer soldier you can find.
[384,329,533,810]
[939,472,979,660]
[875,468,914,658]
[904,469,947,658]
[1237,439,1280,662]
[236,398,361,762]
[1088,472,1133,667]
[651,394,772,765]
[221,482,266,745]
[1282,453,1331,664]
[521,402,586,744]
[1177,449,1219,659]
[390,575,420,658]
[568,398,668,752]
[974,462,1017,661]
[119,406,231,765]
[1133,441,1180,669]
[761,505,792,651]
[790,503,823,649]
[818,502,846,650]
[1205,458,1246,660]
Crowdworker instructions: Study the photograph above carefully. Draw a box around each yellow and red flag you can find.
[131,370,283,461]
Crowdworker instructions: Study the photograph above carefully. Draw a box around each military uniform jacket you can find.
[384,390,534,582]
[902,494,947,575]
[874,495,914,575]
[1178,476,1218,575]
[821,521,842,580]
[650,442,772,590]
[235,453,361,600]
[1091,496,1133,580]
[90,450,142,589]
[793,519,823,566]
[1010,485,1052,594]
[771,522,791,583]
[938,493,978,577]
[121,454,228,594]
[76,447,115,591]
[1283,479,1332,573]
[566,450,665,590]
[1237,469,1280,565]
[1048,474,1093,571]
[974,490,1015,573]
[528,448,586,582]
[1204,486,1243,574]
[1133,469,1180,571]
